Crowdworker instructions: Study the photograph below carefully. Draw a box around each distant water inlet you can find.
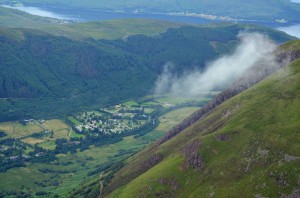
[1,4,212,23]
[277,24,300,38]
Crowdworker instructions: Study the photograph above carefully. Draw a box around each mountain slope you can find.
[0,23,294,121]
[16,0,300,20]
[103,41,300,197]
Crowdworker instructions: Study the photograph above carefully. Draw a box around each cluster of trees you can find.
[38,168,74,174]
[0,190,33,198]
[0,131,7,138]
[0,139,27,172]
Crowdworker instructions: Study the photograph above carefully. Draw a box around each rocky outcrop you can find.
[215,133,231,141]
[158,177,180,191]
[181,140,204,170]
[140,153,163,173]
[155,177,180,197]
[280,189,300,198]
[284,154,300,162]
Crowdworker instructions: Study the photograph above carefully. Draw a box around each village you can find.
[70,103,159,136]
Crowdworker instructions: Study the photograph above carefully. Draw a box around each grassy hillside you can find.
[103,41,300,197]
[0,23,294,122]
[12,0,300,20]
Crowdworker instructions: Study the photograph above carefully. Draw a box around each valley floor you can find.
[0,96,205,197]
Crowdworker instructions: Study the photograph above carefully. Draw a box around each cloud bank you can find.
[154,32,277,97]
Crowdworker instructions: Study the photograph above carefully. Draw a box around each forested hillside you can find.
[0,23,295,121]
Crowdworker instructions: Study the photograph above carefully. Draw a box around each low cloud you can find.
[154,32,277,97]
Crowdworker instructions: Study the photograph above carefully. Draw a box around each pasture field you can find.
[0,122,43,139]
[156,96,210,105]
[69,130,85,138]
[37,140,56,150]
[22,137,45,145]
[67,116,82,125]
[0,119,71,140]
[157,107,199,132]
[42,119,70,139]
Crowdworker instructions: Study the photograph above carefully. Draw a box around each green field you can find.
[0,119,70,140]
[0,122,43,139]
[43,119,70,139]
[156,96,211,106]
[67,116,82,126]
[156,107,199,132]
[22,137,45,145]
[69,130,85,138]
[37,140,56,150]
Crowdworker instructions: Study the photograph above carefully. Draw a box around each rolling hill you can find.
[12,0,300,20]
[98,40,300,197]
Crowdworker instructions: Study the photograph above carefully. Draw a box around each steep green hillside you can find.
[103,41,300,197]
[13,0,300,20]
[0,24,293,121]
